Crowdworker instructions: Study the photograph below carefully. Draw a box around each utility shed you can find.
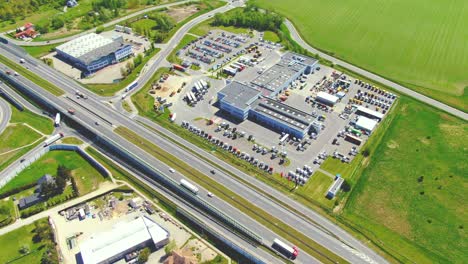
[316,92,339,106]
[355,116,378,132]
[326,176,344,199]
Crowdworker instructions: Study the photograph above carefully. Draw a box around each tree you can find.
[51,16,65,30]
[96,26,105,34]
[120,67,128,77]
[19,245,30,254]
[40,182,58,198]
[138,247,150,263]
[57,165,71,181]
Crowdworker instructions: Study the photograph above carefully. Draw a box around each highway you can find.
[0,60,317,263]
[0,42,385,263]
[284,20,468,120]
[0,0,196,46]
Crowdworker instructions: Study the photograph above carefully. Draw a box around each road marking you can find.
[341,243,378,264]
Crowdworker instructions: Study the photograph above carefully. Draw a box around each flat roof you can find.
[356,116,378,131]
[316,91,339,104]
[252,97,315,131]
[218,81,261,109]
[355,105,384,119]
[80,216,169,264]
[251,52,317,93]
[328,177,344,195]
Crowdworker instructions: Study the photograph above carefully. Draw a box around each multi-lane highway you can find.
[0,95,11,134]
[284,20,468,120]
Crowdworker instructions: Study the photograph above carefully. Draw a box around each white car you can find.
[169,168,175,173]
[207,192,214,197]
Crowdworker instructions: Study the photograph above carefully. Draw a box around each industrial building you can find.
[326,175,344,199]
[251,52,318,96]
[355,105,384,121]
[217,81,262,121]
[55,33,133,74]
[315,91,339,106]
[355,116,378,133]
[79,216,169,264]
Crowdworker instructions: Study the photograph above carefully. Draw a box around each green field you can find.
[131,18,158,33]
[0,150,107,196]
[61,137,83,145]
[262,31,280,43]
[189,19,249,36]
[22,43,62,58]
[0,218,51,264]
[0,198,15,227]
[10,107,53,135]
[0,125,42,154]
[252,0,468,110]
[342,97,468,263]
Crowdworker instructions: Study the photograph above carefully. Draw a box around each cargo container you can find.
[173,64,185,72]
[180,179,198,194]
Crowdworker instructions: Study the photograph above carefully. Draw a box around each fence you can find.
[0,144,110,189]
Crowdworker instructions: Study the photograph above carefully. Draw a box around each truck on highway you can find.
[124,81,138,92]
[54,113,61,126]
[180,179,198,194]
[44,133,64,146]
[169,113,176,122]
[272,238,299,259]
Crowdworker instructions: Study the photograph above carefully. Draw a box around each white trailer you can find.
[272,238,299,259]
[44,133,64,146]
[180,179,198,194]
[54,113,61,127]
[280,133,289,143]
[200,79,208,89]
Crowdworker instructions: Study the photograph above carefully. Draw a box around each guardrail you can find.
[0,86,23,111]
[0,71,263,245]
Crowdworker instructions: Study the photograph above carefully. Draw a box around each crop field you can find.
[343,96,468,263]
[252,0,468,110]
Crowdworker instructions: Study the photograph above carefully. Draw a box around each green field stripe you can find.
[0,54,64,96]
[115,126,348,264]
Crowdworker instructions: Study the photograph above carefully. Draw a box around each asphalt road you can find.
[0,43,384,263]
[0,95,11,135]
[0,0,195,46]
[284,20,468,120]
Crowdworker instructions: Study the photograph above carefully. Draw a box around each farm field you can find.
[0,150,107,196]
[252,0,468,111]
[343,96,468,263]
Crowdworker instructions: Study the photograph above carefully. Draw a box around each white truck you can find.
[54,113,61,127]
[180,179,198,194]
[44,133,64,147]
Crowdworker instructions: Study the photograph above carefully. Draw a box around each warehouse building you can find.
[79,216,169,264]
[355,105,384,121]
[355,116,378,133]
[326,175,344,199]
[250,98,316,139]
[315,91,339,106]
[56,33,133,74]
[251,52,318,97]
[217,81,262,121]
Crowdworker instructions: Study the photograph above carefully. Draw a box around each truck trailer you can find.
[272,238,299,259]
[180,179,198,194]
[54,113,61,127]
[44,133,64,146]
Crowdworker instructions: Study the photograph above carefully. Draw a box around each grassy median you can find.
[115,126,347,264]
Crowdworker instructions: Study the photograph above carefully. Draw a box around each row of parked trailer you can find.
[203,40,232,54]
[287,165,314,186]
[187,50,215,64]
[181,121,275,174]
[184,79,209,105]
[214,36,241,48]
[194,45,222,58]
[223,61,248,76]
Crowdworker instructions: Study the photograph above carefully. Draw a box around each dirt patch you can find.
[418,137,430,145]
[149,74,193,106]
[42,158,57,164]
[166,5,199,23]
[439,123,467,148]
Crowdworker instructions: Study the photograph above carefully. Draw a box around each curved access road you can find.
[1,0,194,46]
[0,95,11,135]
[284,19,468,121]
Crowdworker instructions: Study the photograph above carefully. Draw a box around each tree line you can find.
[211,4,283,32]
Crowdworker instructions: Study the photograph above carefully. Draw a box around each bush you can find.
[138,247,151,263]
[0,182,37,199]
[96,26,105,34]
[51,16,65,30]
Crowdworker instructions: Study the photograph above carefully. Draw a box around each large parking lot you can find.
[166,29,397,189]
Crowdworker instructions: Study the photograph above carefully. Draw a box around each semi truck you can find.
[180,179,198,194]
[44,133,64,146]
[169,113,176,122]
[54,113,61,127]
[272,238,299,259]
[124,80,138,92]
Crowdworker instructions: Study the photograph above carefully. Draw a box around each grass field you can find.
[0,150,107,196]
[131,18,158,33]
[262,31,280,43]
[167,34,198,64]
[189,19,249,36]
[0,198,15,226]
[0,125,42,154]
[22,43,62,58]
[10,107,53,135]
[0,218,50,264]
[252,0,468,111]
[132,67,171,113]
[342,96,468,263]
[61,137,83,145]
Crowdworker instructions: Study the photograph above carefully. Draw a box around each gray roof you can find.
[252,97,315,131]
[18,193,42,209]
[37,174,54,186]
[77,41,128,65]
[251,52,318,93]
[218,81,261,109]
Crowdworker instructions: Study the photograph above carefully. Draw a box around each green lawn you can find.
[252,0,468,111]
[0,54,64,96]
[131,18,157,34]
[60,137,83,145]
[10,107,53,135]
[85,48,160,96]
[189,9,250,36]
[22,43,62,58]
[302,172,335,208]
[320,158,356,179]
[0,218,50,264]
[167,34,198,64]
[0,198,15,226]
[343,96,468,263]
[262,30,280,43]
[0,150,107,196]
[0,125,42,154]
